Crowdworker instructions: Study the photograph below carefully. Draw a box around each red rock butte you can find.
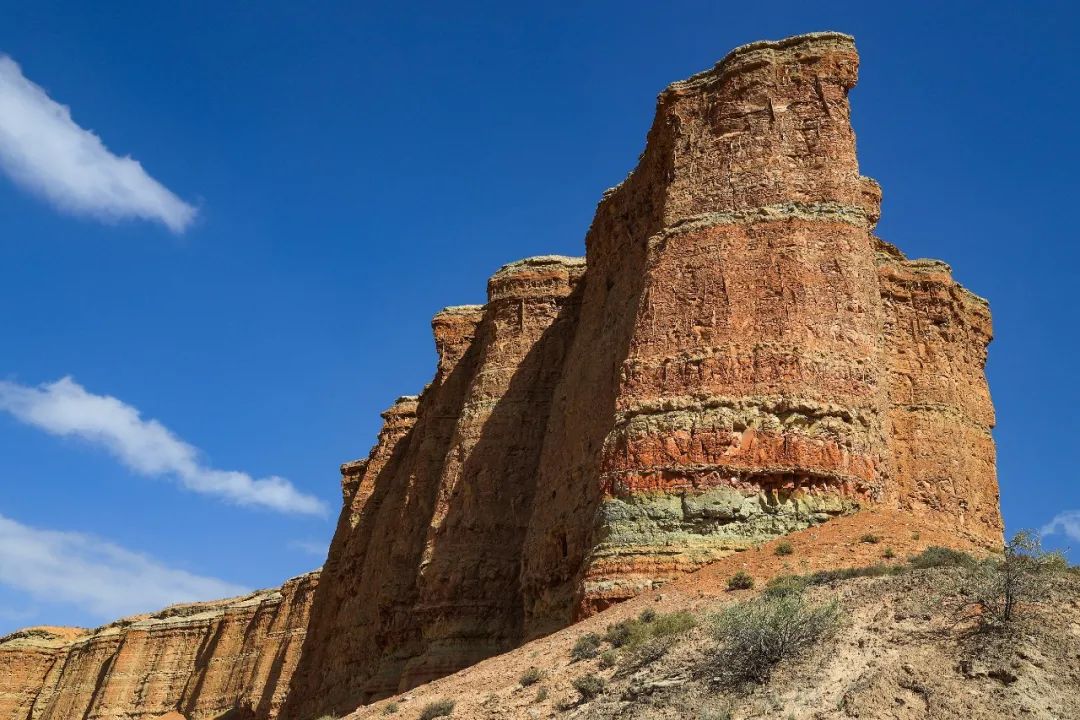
[0,32,1000,720]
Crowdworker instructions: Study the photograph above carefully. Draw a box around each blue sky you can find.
[0,1,1076,634]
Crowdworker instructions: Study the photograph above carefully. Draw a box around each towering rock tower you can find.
[282,31,1000,720]
[0,32,1000,720]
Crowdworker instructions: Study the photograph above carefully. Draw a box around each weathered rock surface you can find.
[1,31,1002,720]
[282,31,1001,719]
[0,573,317,720]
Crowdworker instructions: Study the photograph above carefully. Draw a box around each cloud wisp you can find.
[0,512,246,620]
[1042,510,1080,543]
[0,377,326,515]
[0,55,196,232]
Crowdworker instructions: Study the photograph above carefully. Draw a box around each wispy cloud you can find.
[0,377,326,515]
[1042,510,1080,543]
[0,512,245,620]
[0,54,196,232]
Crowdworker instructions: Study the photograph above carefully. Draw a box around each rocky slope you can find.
[0,31,1003,720]
[345,524,1079,720]
[0,573,317,720]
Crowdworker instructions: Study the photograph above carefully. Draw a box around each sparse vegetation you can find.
[381,701,399,714]
[763,574,808,599]
[945,530,1065,629]
[912,531,921,541]
[883,547,896,559]
[909,546,977,569]
[639,607,657,623]
[708,593,841,685]
[775,540,794,556]
[418,699,455,719]
[599,649,617,668]
[572,673,606,701]
[727,570,754,590]
[535,686,549,702]
[859,533,881,544]
[571,632,602,661]
[519,666,543,686]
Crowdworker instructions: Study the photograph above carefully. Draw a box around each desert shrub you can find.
[572,673,606,700]
[381,701,398,715]
[650,610,697,637]
[599,649,617,668]
[912,531,922,541]
[639,607,657,623]
[708,593,841,684]
[909,546,977,570]
[948,530,1065,629]
[418,699,454,719]
[570,632,602,661]
[859,533,881,544]
[603,619,645,648]
[519,666,543,686]
[727,571,754,590]
[763,574,808,599]
[775,540,794,556]
[883,547,896,559]
[534,686,549,702]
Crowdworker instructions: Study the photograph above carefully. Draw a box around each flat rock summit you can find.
[0,32,1004,720]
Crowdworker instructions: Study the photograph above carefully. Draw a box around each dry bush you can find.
[418,699,454,719]
[708,593,841,685]
[572,673,605,700]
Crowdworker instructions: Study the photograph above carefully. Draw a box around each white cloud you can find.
[1042,510,1080,543]
[0,512,245,620]
[0,55,196,232]
[0,377,326,515]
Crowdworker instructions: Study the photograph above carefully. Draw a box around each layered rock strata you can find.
[1,31,1002,720]
[283,31,1001,719]
[0,573,317,720]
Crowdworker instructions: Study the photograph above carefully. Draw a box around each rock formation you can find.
[0,31,1001,720]
[282,31,1000,719]
[0,573,317,720]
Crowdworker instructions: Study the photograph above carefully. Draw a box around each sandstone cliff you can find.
[0,31,1002,720]
[0,573,317,720]
[282,31,1000,719]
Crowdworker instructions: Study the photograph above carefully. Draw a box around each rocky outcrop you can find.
[1,31,1002,720]
[283,32,1001,719]
[0,573,317,720]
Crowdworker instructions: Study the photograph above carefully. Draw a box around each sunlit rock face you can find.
[283,31,1000,720]
[0,573,318,720]
[0,31,1001,720]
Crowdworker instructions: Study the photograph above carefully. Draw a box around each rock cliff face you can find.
[283,31,1001,719]
[0,31,1002,720]
[0,573,317,720]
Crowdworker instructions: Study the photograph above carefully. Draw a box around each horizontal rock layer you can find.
[0,572,317,720]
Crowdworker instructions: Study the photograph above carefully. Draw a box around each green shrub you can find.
[650,610,697,637]
[775,540,794,556]
[708,594,840,684]
[570,632,602,661]
[859,533,881,544]
[572,673,606,701]
[599,649,617,668]
[909,546,977,569]
[519,666,543,686]
[947,530,1066,629]
[534,686,549,702]
[603,619,645,648]
[381,701,399,715]
[883,547,896,559]
[418,699,454,719]
[763,574,808,599]
[727,571,754,590]
[638,607,657,623]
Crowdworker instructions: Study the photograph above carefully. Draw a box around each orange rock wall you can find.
[0,573,317,720]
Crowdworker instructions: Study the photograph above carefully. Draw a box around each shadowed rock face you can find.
[0,32,1001,720]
